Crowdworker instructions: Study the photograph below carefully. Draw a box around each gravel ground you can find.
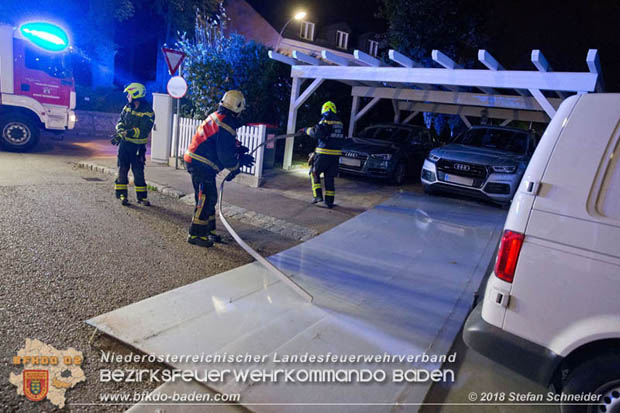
[0,149,297,412]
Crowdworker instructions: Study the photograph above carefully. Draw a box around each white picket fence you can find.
[171,115,266,187]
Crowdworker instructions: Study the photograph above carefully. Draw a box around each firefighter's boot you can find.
[208,231,223,244]
[187,235,213,248]
[120,194,129,206]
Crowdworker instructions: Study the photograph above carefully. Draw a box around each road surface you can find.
[0,136,295,411]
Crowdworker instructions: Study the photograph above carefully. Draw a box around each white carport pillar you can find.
[349,96,381,137]
[402,111,419,124]
[459,114,472,128]
[284,76,325,169]
[349,95,360,137]
[284,76,302,170]
[392,99,401,123]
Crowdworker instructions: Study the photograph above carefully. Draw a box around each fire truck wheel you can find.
[0,114,40,152]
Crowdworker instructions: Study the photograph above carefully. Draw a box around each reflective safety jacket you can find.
[115,100,155,145]
[183,108,241,174]
[305,111,345,156]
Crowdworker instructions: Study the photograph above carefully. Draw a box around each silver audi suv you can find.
[420,126,538,205]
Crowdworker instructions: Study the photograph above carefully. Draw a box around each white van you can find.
[463,93,620,413]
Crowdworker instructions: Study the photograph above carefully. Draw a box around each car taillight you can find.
[494,230,525,283]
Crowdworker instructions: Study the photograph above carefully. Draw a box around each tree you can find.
[120,0,224,90]
[177,27,290,127]
[378,0,492,130]
[378,0,490,66]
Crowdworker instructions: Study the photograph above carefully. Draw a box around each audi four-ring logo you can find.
[454,163,471,171]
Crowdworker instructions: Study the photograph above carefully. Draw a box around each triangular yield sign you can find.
[162,47,186,76]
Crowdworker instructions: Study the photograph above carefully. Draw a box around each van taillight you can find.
[494,230,525,283]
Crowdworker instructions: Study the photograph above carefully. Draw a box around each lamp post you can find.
[275,11,306,52]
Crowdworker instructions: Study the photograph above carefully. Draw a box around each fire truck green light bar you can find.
[20,22,69,52]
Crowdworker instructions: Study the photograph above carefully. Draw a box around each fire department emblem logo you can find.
[23,370,49,402]
[10,339,85,408]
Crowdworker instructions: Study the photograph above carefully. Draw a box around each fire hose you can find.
[218,133,314,302]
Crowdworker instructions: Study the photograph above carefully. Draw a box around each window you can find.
[454,128,529,154]
[410,128,431,145]
[368,39,379,57]
[24,44,72,79]
[300,21,315,41]
[596,135,620,219]
[360,126,409,143]
[411,130,431,145]
[336,30,349,49]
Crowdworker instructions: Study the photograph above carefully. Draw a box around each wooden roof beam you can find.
[478,50,529,96]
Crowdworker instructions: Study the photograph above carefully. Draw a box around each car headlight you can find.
[428,153,440,162]
[371,153,392,160]
[492,165,517,173]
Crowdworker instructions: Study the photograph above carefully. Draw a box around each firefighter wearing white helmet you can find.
[112,82,155,206]
[183,90,255,247]
[220,90,246,113]
[303,101,344,208]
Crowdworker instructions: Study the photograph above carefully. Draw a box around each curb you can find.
[76,161,318,242]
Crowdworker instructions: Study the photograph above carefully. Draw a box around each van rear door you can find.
[503,93,620,356]
[481,96,579,328]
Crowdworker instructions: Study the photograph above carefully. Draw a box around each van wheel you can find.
[0,114,40,152]
[559,354,620,413]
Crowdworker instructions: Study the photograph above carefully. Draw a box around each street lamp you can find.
[275,11,307,52]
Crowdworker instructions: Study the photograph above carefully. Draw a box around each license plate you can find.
[444,173,474,186]
[340,157,361,167]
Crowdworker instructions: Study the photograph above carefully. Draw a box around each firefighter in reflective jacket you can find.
[183,90,255,248]
[305,101,345,208]
[112,82,155,206]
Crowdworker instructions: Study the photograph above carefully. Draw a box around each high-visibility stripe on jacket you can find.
[115,100,155,145]
[183,109,240,173]
[305,111,345,156]
[315,147,342,156]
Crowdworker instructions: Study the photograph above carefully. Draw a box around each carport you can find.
[269,47,604,168]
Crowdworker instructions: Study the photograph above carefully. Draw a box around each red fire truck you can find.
[0,22,76,151]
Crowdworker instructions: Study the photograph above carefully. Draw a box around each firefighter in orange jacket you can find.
[183,90,255,247]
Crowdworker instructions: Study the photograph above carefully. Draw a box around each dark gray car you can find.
[421,126,538,205]
[339,124,439,184]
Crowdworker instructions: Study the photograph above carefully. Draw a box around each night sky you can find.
[246,0,620,91]
[247,0,386,34]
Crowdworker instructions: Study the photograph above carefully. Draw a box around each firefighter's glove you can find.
[239,154,255,168]
[225,169,241,182]
[110,135,122,146]
[237,145,250,155]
